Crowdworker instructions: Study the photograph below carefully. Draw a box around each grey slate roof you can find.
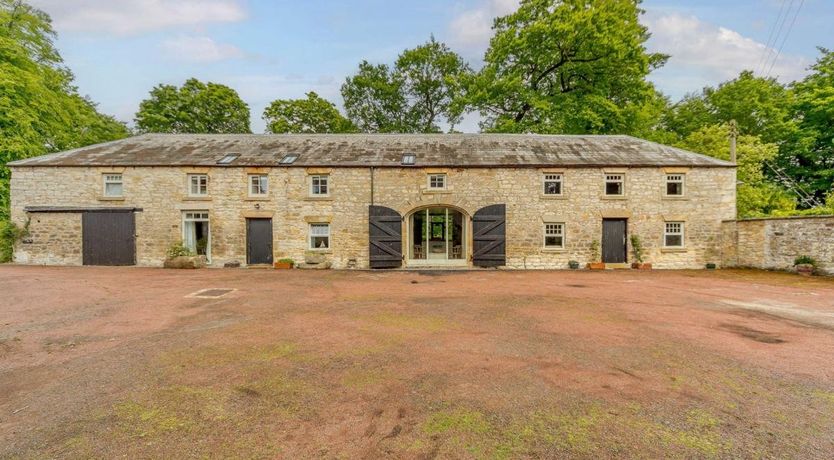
[8,133,734,168]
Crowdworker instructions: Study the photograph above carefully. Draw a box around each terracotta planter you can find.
[587,262,606,270]
[274,262,294,270]
[631,263,652,270]
[795,264,814,276]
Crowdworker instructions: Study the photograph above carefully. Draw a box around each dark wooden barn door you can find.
[473,204,506,267]
[246,218,273,265]
[369,205,402,268]
[602,219,627,263]
[82,211,136,266]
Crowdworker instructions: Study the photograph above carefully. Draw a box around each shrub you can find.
[277,258,294,264]
[0,220,29,263]
[589,240,600,262]
[630,234,644,263]
[794,255,817,266]
[166,242,195,259]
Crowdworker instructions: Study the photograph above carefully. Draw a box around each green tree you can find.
[662,71,794,143]
[777,48,834,203]
[341,37,471,133]
[466,0,668,134]
[0,0,128,221]
[263,92,355,133]
[135,78,251,134]
[676,124,796,217]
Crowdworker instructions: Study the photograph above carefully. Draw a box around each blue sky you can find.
[29,0,833,133]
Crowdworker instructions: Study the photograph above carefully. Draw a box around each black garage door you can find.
[82,211,136,266]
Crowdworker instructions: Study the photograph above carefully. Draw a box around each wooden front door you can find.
[82,211,136,266]
[369,205,403,269]
[246,218,273,265]
[473,204,506,267]
[602,219,627,264]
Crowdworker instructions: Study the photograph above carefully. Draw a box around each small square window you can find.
[605,174,624,196]
[544,223,565,249]
[402,154,416,165]
[188,174,208,196]
[664,222,684,248]
[428,174,446,190]
[309,223,330,250]
[666,174,685,196]
[310,175,329,196]
[543,174,563,195]
[103,174,123,197]
[249,174,268,196]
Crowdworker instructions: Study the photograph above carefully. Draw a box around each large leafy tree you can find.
[263,92,355,134]
[135,78,251,134]
[676,124,796,217]
[341,37,471,133]
[777,48,834,203]
[662,71,795,143]
[466,0,668,134]
[0,0,128,220]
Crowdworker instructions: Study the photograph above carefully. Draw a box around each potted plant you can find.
[275,258,294,269]
[794,255,816,276]
[587,240,605,270]
[629,235,651,269]
[568,260,580,270]
[705,263,717,270]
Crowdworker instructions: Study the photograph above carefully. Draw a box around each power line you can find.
[760,0,795,75]
[766,0,805,78]
[756,0,790,75]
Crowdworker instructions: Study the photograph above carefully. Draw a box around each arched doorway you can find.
[407,206,468,266]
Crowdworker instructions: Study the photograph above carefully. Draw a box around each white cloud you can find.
[161,35,244,63]
[29,0,246,35]
[448,0,519,49]
[644,12,809,90]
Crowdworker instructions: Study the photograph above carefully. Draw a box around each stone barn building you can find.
[8,134,736,269]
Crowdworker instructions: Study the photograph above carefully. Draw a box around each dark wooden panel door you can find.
[368,205,403,268]
[369,205,402,268]
[602,219,627,263]
[473,204,506,267]
[82,211,136,266]
[246,218,273,265]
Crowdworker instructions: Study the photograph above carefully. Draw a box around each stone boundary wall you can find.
[722,216,834,275]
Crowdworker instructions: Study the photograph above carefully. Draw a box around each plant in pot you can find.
[587,240,605,270]
[275,258,294,269]
[568,260,580,269]
[794,255,816,276]
[163,242,204,269]
[630,235,651,269]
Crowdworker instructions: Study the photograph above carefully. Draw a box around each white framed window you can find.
[664,222,684,248]
[665,174,685,196]
[428,174,446,190]
[310,175,329,196]
[605,174,624,196]
[103,174,123,197]
[543,223,565,249]
[543,173,563,195]
[182,211,210,261]
[249,174,268,196]
[309,223,330,250]
[188,174,208,196]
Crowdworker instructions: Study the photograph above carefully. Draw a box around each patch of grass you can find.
[813,390,834,404]
[370,312,448,332]
[341,366,388,389]
[114,401,192,438]
[423,409,492,436]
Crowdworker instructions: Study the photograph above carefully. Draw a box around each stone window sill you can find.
[661,247,687,253]
[540,194,567,200]
[600,195,627,200]
[307,249,333,254]
[542,248,567,253]
[423,189,451,194]
[98,196,125,201]
[245,196,272,201]
[662,196,690,201]
[183,196,212,201]
[305,196,333,201]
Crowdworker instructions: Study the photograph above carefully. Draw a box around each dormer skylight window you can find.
[279,154,299,165]
[216,154,239,165]
[401,153,416,165]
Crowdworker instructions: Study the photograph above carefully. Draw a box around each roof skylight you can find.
[216,154,239,165]
[401,153,416,165]
[279,154,299,165]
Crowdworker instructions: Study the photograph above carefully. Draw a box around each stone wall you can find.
[722,216,834,275]
[10,164,736,269]
[14,212,82,265]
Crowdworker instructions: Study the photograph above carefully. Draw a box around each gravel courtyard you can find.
[1,266,833,458]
